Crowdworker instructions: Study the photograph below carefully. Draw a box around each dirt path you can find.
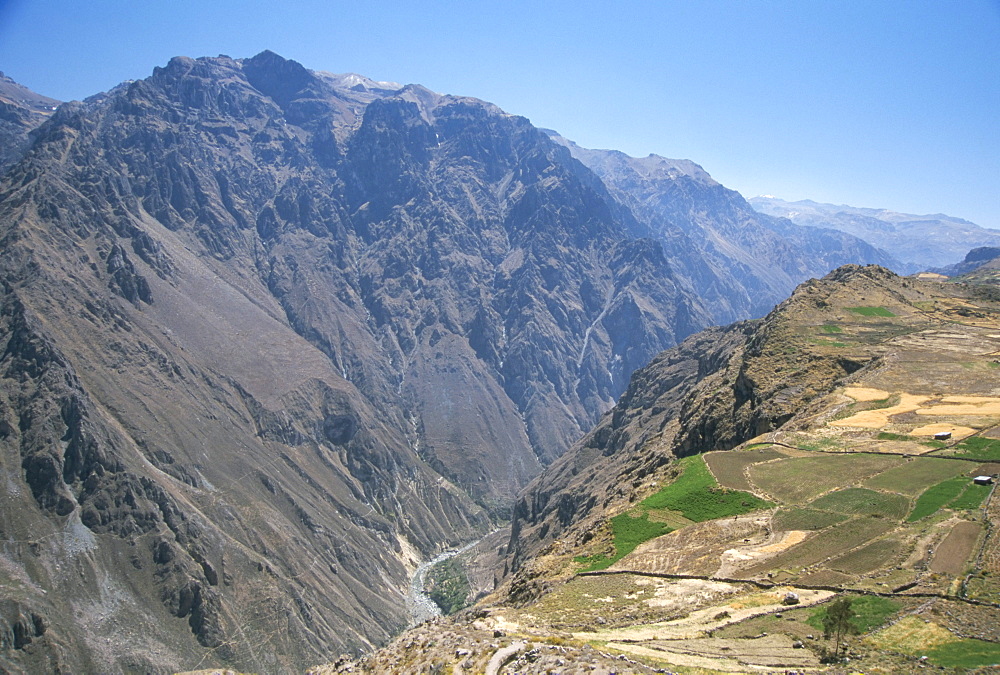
[607,634,820,672]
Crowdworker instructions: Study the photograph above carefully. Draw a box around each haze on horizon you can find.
[0,0,997,229]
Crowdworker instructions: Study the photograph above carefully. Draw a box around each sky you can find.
[1,0,998,228]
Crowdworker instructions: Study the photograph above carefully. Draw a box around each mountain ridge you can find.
[750,195,1000,270]
[0,52,989,673]
[0,51,710,672]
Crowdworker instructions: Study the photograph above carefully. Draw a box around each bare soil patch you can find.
[576,587,834,642]
[911,422,979,437]
[833,393,930,428]
[614,513,771,577]
[716,529,809,577]
[929,520,983,575]
[843,386,891,401]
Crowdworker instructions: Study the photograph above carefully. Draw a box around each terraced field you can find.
[704,447,788,491]
[593,439,993,592]
[450,272,1000,674]
[864,456,970,495]
[807,487,910,519]
[748,453,902,504]
[739,517,898,579]
[827,536,907,575]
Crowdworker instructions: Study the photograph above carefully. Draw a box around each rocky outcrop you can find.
[931,246,1000,278]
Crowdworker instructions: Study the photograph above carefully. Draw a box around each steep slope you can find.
[750,195,1000,270]
[0,51,712,672]
[550,135,903,323]
[506,264,1000,579]
[333,266,1000,673]
[0,72,60,174]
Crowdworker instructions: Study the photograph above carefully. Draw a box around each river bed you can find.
[407,530,499,625]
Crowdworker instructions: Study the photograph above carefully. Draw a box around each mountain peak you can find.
[242,50,313,106]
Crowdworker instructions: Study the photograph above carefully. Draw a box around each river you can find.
[407,530,499,625]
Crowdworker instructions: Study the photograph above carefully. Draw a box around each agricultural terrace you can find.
[747,453,901,504]
[830,388,1000,448]
[704,447,787,491]
[576,455,771,572]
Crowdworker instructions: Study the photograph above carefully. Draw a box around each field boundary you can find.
[577,568,1000,610]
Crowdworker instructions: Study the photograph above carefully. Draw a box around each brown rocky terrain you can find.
[0,52,719,672]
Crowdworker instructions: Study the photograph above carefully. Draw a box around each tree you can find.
[822,596,858,659]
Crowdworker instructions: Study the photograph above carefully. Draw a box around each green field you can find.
[808,595,900,633]
[749,454,902,505]
[907,476,971,522]
[807,487,910,519]
[771,507,849,531]
[576,513,673,572]
[926,639,1000,669]
[949,436,1000,461]
[821,324,843,334]
[949,482,992,511]
[579,455,771,571]
[864,457,970,496]
[876,431,914,441]
[847,306,897,317]
[641,455,772,522]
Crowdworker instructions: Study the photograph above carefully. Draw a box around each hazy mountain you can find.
[549,135,904,323]
[0,52,711,672]
[0,72,60,173]
[931,246,1000,279]
[749,195,1000,270]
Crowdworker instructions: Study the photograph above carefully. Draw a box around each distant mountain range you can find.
[749,195,1000,271]
[550,134,901,322]
[0,51,988,673]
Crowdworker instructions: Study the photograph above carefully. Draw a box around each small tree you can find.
[822,596,858,659]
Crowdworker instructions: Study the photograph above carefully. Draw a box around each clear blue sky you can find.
[1,0,998,228]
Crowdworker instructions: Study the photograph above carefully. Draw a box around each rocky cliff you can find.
[0,72,59,173]
[0,52,713,672]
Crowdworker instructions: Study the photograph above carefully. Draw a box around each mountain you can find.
[749,195,1000,271]
[931,246,1000,279]
[330,264,1000,673]
[0,52,976,672]
[0,52,713,672]
[0,72,60,173]
[550,135,904,323]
